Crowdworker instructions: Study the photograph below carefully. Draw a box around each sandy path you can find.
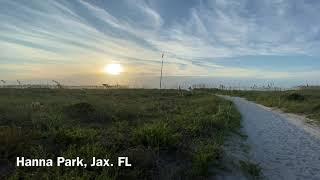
[224,96,320,180]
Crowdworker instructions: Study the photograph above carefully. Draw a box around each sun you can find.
[104,64,123,75]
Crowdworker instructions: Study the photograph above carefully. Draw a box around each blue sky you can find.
[1,0,320,87]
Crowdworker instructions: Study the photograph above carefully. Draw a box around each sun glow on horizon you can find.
[104,64,123,75]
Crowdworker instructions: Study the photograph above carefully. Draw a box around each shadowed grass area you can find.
[239,160,262,179]
[204,88,320,123]
[0,88,241,179]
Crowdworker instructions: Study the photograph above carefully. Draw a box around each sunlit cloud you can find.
[0,0,320,86]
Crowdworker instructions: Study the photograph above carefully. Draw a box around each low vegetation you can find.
[239,160,262,179]
[208,88,320,123]
[0,88,241,179]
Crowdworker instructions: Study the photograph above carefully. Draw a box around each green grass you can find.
[207,88,320,123]
[0,88,241,179]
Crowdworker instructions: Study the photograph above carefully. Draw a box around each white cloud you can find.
[0,0,319,84]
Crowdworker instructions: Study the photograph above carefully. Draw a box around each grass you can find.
[205,88,320,123]
[0,88,241,179]
[239,160,262,179]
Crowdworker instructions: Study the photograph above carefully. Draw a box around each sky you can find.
[1,0,320,88]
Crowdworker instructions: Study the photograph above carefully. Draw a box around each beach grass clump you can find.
[191,141,222,176]
[134,121,180,150]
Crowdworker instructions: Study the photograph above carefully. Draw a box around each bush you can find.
[285,93,305,101]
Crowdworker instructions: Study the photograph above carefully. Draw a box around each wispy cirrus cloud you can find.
[1,0,320,86]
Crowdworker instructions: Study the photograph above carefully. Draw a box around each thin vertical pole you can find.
[160,53,164,89]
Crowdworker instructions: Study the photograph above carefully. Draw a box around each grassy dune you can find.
[211,89,320,123]
[0,88,241,179]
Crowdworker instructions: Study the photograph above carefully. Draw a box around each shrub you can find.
[285,93,305,101]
